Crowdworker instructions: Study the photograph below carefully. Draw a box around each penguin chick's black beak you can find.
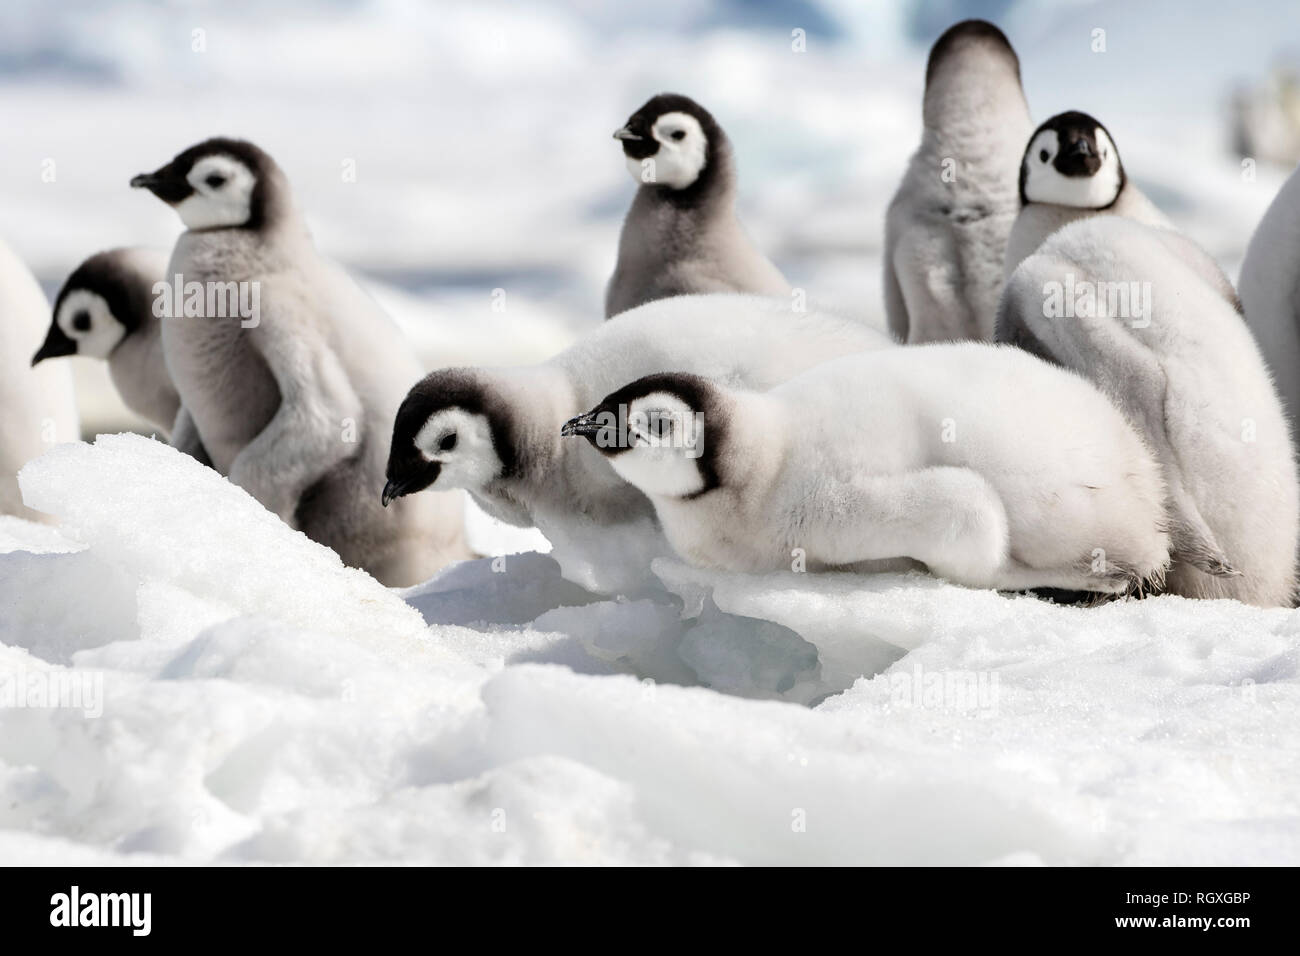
[31,322,76,366]
[1057,139,1101,177]
[130,165,193,204]
[381,464,440,508]
[560,412,603,439]
[612,126,643,141]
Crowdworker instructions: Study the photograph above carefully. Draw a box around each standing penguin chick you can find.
[563,345,1170,595]
[1239,164,1300,433]
[605,94,789,318]
[884,19,1032,342]
[383,295,891,594]
[1007,110,1242,308]
[0,237,79,522]
[130,137,469,586]
[33,247,207,462]
[998,216,1297,606]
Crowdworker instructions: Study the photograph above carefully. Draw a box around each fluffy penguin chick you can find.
[998,215,1297,606]
[884,19,1032,343]
[131,137,469,586]
[1239,163,1300,434]
[0,237,79,522]
[605,93,789,318]
[33,247,207,461]
[564,345,1170,594]
[1007,110,1242,309]
[384,294,891,594]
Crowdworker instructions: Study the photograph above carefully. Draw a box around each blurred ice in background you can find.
[3,0,1298,433]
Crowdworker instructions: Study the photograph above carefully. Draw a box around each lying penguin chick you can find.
[884,19,1032,343]
[1239,163,1300,432]
[563,345,1171,595]
[998,215,1297,606]
[0,237,79,522]
[33,247,208,463]
[130,137,470,587]
[605,93,790,318]
[383,294,892,594]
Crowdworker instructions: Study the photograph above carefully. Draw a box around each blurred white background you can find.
[4,0,1298,431]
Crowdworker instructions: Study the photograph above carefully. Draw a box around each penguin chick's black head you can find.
[925,19,1021,87]
[130,137,282,230]
[35,248,156,365]
[383,369,519,506]
[561,371,722,500]
[1019,110,1126,208]
[614,93,726,198]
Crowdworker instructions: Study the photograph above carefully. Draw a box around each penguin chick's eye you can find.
[439,433,457,452]
[204,173,227,189]
[1039,149,1049,163]
[72,310,91,332]
[670,130,686,141]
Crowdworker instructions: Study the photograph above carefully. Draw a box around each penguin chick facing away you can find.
[1006,109,1241,312]
[130,137,469,587]
[605,93,790,318]
[884,19,1032,343]
[998,215,1297,606]
[0,237,79,523]
[1239,163,1300,435]
[33,247,208,464]
[383,294,892,594]
[563,344,1170,596]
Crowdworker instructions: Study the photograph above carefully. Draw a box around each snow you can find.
[1,434,1297,865]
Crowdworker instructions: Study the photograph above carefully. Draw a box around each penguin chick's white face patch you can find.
[175,155,257,230]
[55,289,126,359]
[605,392,707,498]
[414,408,502,491]
[1022,127,1122,208]
[625,112,708,190]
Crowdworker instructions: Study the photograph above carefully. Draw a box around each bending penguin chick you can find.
[563,344,1171,595]
[998,215,1297,606]
[1239,163,1300,433]
[0,237,79,522]
[605,94,789,318]
[130,137,470,587]
[33,247,208,463]
[884,19,1032,342]
[383,294,892,594]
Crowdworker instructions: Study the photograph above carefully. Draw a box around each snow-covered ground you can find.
[3,0,1300,864]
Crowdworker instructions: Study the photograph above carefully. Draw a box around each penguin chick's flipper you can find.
[1170,514,1242,578]
[801,466,1011,589]
[170,405,212,469]
[226,295,364,525]
[892,230,979,344]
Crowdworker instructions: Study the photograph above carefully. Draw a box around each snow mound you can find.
[2,433,1298,864]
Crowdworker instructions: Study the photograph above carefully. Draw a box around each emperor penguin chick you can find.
[1239,163,1300,434]
[131,137,470,586]
[998,215,1297,606]
[33,247,207,462]
[0,237,79,522]
[605,93,789,318]
[383,294,891,594]
[564,345,1170,595]
[884,19,1032,342]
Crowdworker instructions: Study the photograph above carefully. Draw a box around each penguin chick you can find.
[605,93,789,318]
[563,345,1170,595]
[0,237,79,522]
[130,137,469,586]
[33,247,208,463]
[884,19,1032,342]
[383,294,891,594]
[997,215,1297,606]
[1239,163,1300,434]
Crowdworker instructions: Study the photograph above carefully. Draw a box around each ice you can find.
[0,433,1297,864]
